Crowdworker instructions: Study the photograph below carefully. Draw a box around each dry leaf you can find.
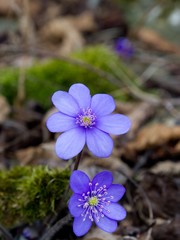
[135,27,180,54]
[128,102,156,134]
[152,215,180,240]
[80,156,132,184]
[122,124,180,159]
[15,142,68,168]
[0,0,21,16]
[40,17,84,55]
[135,172,180,219]
[82,227,119,240]
[150,161,180,174]
[66,11,97,32]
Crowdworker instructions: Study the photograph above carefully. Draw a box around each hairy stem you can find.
[73,150,83,171]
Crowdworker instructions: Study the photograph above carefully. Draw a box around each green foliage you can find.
[0,166,70,227]
[0,45,129,108]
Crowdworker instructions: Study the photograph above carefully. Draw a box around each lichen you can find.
[0,166,70,227]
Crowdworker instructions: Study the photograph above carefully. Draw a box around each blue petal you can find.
[103,203,126,221]
[73,216,92,237]
[92,171,113,189]
[96,114,131,135]
[68,193,84,217]
[69,83,91,109]
[70,170,90,194]
[95,215,117,233]
[52,91,79,116]
[86,128,113,158]
[55,128,85,159]
[91,94,115,117]
[46,112,76,132]
[107,184,126,202]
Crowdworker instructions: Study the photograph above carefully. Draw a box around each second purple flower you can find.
[68,170,126,236]
[46,83,131,159]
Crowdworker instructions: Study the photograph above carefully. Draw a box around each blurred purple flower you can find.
[46,83,131,159]
[68,170,126,236]
[115,37,134,58]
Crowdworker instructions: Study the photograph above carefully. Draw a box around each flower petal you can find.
[92,171,113,189]
[70,170,90,194]
[55,128,85,159]
[69,83,91,109]
[46,112,76,132]
[52,91,79,116]
[91,94,115,117]
[95,216,117,233]
[68,193,84,217]
[107,184,126,202]
[86,128,113,158]
[73,216,92,237]
[96,114,131,135]
[103,203,126,221]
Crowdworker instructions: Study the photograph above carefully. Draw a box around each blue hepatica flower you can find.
[115,37,134,59]
[68,170,126,236]
[46,83,131,160]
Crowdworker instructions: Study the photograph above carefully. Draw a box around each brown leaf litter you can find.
[122,124,180,161]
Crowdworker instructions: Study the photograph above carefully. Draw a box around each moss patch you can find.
[0,166,70,227]
[0,45,132,108]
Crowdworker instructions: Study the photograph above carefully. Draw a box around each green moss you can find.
[0,68,19,104]
[0,45,134,108]
[0,166,70,227]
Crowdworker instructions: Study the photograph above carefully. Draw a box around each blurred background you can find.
[0,0,179,240]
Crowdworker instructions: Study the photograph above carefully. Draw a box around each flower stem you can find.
[73,150,83,171]
[40,214,72,240]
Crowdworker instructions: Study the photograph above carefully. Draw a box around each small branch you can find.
[145,227,153,240]
[118,169,154,221]
[15,62,26,107]
[1,44,179,111]
[0,224,14,240]
[40,214,72,240]
[108,61,160,104]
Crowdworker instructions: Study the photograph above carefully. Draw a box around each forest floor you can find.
[0,0,179,240]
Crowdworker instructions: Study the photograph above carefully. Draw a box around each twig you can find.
[0,44,161,104]
[0,44,123,88]
[1,44,180,112]
[40,214,72,240]
[145,227,153,240]
[118,169,154,240]
[108,60,160,104]
[118,169,154,221]
[0,224,14,240]
[15,62,26,107]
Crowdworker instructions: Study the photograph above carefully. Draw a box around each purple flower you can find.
[115,37,134,59]
[46,83,131,160]
[68,170,126,236]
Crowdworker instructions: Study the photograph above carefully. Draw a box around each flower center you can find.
[88,196,98,206]
[82,116,91,125]
[77,182,114,222]
[76,108,96,128]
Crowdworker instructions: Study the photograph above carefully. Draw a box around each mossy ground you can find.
[0,166,70,227]
[0,45,132,109]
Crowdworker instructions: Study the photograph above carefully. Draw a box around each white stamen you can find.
[75,181,113,222]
